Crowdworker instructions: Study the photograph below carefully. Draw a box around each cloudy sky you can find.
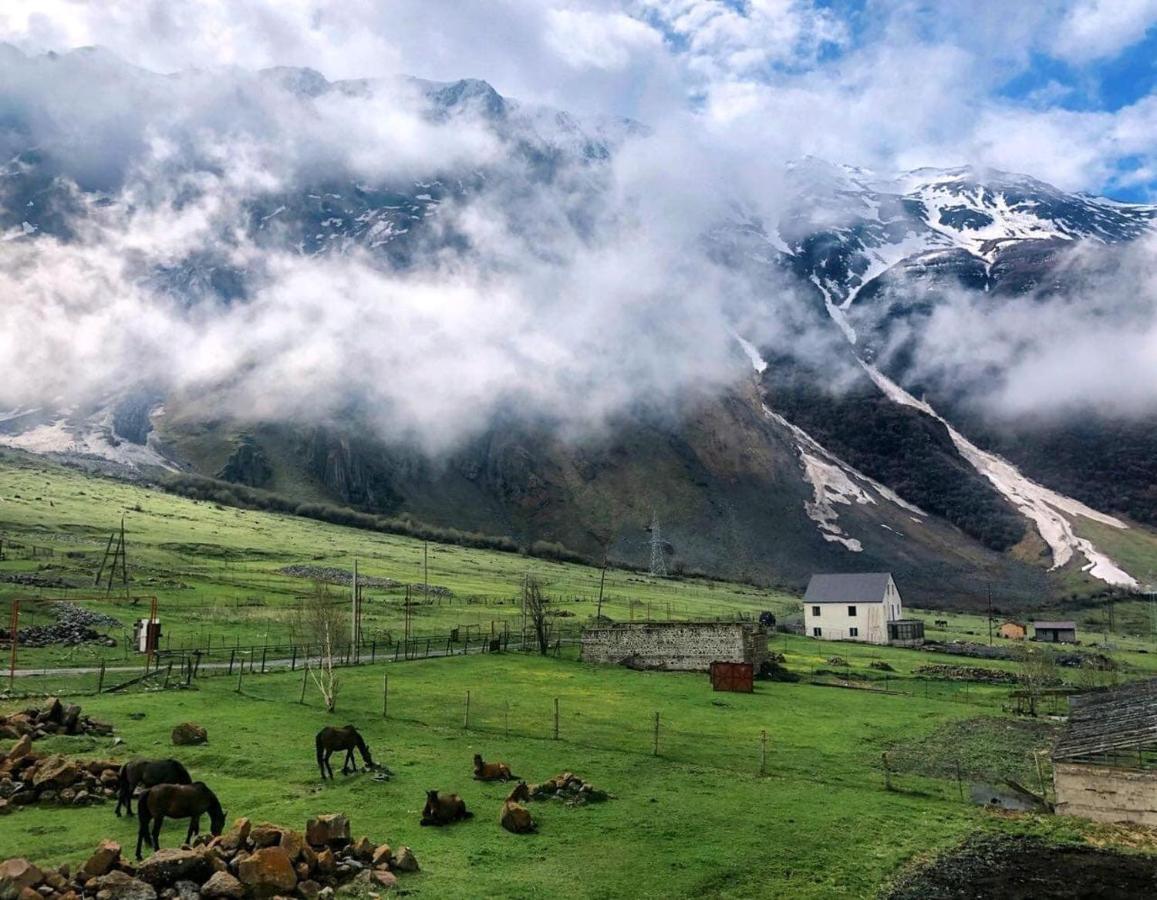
[1,0,1155,200]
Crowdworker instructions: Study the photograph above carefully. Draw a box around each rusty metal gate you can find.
[710,661,754,693]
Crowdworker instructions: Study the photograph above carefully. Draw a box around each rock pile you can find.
[13,602,120,648]
[913,664,1019,684]
[278,566,400,589]
[0,698,114,741]
[171,724,208,746]
[0,815,420,900]
[0,738,120,814]
[527,773,611,806]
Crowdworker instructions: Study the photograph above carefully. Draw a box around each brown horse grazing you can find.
[500,782,536,834]
[116,758,192,817]
[473,753,517,782]
[136,782,226,859]
[420,790,473,826]
[316,725,375,779]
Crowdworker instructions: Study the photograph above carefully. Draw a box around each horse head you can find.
[210,806,227,836]
[509,781,530,802]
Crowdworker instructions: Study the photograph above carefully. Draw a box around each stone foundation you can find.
[580,622,768,672]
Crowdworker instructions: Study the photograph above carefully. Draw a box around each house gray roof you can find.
[1033,621,1077,630]
[1052,678,1157,762]
[804,573,894,604]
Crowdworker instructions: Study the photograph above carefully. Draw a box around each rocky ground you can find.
[884,835,1157,899]
[0,813,419,900]
[12,603,121,648]
[526,772,610,806]
[0,736,120,814]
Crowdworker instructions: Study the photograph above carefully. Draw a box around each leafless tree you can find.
[291,581,348,711]
[524,576,552,655]
[1015,644,1058,716]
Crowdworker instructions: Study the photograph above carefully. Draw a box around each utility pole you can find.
[596,554,608,622]
[351,558,359,655]
[423,541,429,602]
[648,509,667,577]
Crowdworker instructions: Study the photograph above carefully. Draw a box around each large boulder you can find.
[170,724,207,746]
[236,848,296,898]
[199,872,243,900]
[86,871,157,900]
[136,850,214,888]
[0,859,43,900]
[79,841,122,880]
[305,815,350,849]
[31,756,79,790]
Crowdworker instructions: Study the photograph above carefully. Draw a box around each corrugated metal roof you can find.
[1052,678,1157,762]
[1033,621,1077,630]
[804,573,893,604]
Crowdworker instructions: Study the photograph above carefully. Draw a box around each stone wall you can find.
[1054,761,1157,826]
[580,622,768,672]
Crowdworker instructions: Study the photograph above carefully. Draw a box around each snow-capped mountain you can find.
[2,49,1154,607]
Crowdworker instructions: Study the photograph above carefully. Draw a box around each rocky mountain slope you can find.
[1,47,1154,607]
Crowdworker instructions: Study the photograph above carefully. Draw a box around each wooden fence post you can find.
[882,752,892,791]
[97,661,106,694]
[382,675,388,718]
[760,729,768,776]
[371,640,376,665]
[291,645,297,671]
[464,690,471,730]
[261,647,267,674]
[653,712,660,757]
[553,698,559,740]
[236,663,243,694]
[300,663,309,704]
[228,649,235,676]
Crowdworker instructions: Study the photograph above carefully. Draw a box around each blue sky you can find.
[1,0,1155,200]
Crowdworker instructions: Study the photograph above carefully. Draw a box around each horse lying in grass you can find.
[116,758,192,817]
[500,782,536,834]
[420,790,473,826]
[136,782,226,859]
[316,725,376,779]
[473,753,517,782]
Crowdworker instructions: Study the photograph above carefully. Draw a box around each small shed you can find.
[999,621,1027,641]
[1034,621,1077,643]
[1052,679,1157,825]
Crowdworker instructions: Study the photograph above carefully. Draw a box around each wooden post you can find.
[760,729,768,776]
[261,647,267,674]
[382,675,388,718]
[291,645,297,671]
[8,598,18,692]
[653,712,660,756]
[300,663,309,704]
[97,660,106,694]
[371,640,376,664]
[228,649,235,676]
[553,697,560,740]
[464,690,471,730]
[236,661,243,693]
[882,752,892,791]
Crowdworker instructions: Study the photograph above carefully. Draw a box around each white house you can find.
[803,572,907,645]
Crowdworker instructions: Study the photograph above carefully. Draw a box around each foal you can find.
[500,781,536,834]
[473,753,517,781]
[136,782,226,859]
[420,790,473,826]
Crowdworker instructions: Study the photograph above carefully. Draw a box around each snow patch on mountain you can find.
[862,363,1136,587]
[763,401,925,552]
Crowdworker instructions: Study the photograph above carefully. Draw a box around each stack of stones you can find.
[527,772,610,806]
[0,736,120,814]
[0,815,419,900]
[15,603,120,648]
[0,698,115,741]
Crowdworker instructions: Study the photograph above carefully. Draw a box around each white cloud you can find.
[1052,0,1157,63]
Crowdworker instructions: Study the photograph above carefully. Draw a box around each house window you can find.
[848,605,857,616]
[811,606,821,617]
[849,627,858,637]
[812,627,822,637]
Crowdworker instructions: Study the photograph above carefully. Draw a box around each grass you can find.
[0,651,1100,899]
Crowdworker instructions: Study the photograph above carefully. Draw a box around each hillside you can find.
[1,49,1156,604]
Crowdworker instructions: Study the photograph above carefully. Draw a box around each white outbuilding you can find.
[803,572,921,645]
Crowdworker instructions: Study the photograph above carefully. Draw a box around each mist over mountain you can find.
[1,46,1155,606]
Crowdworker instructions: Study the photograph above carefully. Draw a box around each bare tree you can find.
[292,581,348,712]
[524,576,552,655]
[1015,644,1058,716]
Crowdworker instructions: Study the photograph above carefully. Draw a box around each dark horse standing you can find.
[136,782,226,859]
[316,725,375,779]
[116,758,192,817]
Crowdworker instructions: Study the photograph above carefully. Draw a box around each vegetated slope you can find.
[1,49,1155,602]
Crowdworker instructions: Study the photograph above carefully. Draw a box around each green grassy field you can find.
[0,652,1110,899]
